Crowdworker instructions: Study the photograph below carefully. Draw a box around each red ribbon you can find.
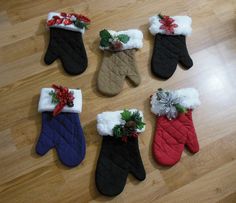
[51,84,74,116]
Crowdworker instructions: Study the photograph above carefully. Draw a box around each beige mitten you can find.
[97,29,143,96]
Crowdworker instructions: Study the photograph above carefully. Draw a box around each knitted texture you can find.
[153,110,199,166]
[151,34,193,79]
[97,49,140,96]
[95,136,145,196]
[36,112,86,167]
[44,28,88,75]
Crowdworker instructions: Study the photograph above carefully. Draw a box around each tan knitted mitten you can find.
[97,29,143,96]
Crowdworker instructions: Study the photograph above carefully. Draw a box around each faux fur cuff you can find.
[151,88,200,116]
[97,109,145,136]
[99,29,143,51]
[149,15,192,36]
[47,12,87,33]
[38,88,82,113]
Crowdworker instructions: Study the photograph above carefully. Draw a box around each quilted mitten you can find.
[97,29,143,96]
[149,14,193,79]
[44,12,90,75]
[150,88,200,166]
[36,85,86,167]
[95,109,146,196]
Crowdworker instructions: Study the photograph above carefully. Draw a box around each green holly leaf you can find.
[100,29,112,40]
[121,109,132,122]
[175,103,187,113]
[113,125,123,138]
[100,38,110,47]
[117,34,129,43]
[158,13,164,19]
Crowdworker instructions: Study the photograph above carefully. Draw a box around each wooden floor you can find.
[1,0,236,202]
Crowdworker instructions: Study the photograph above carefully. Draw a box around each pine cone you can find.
[125,120,136,129]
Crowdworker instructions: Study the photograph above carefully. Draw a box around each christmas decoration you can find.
[96,109,146,196]
[158,14,178,35]
[36,87,85,167]
[100,29,130,51]
[47,12,90,29]
[154,88,187,120]
[150,88,201,166]
[44,12,90,75]
[49,84,75,116]
[112,109,145,142]
[97,29,143,96]
[149,14,193,79]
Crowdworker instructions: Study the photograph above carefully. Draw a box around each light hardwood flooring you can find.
[0,0,236,202]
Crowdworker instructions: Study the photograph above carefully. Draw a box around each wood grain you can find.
[0,0,236,202]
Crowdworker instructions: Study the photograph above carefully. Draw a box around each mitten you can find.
[149,14,193,79]
[150,88,200,166]
[95,109,146,196]
[36,85,86,167]
[45,12,90,75]
[97,29,143,96]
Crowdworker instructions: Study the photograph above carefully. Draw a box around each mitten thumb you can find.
[126,73,141,86]
[185,131,199,153]
[44,45,58,65]
[36,131,54,155]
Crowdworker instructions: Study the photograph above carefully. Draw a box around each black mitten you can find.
[149,14,193,79]
[95,109,146,196]
[45,12,91,75]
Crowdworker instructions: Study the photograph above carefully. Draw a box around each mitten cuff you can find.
[151,88,200,119]
[99,29,143,51]
[38,88,82,113]
[97,109,145,136]
[149,15,192,36]
[47,12,91,34]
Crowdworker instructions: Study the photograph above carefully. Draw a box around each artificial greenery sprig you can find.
[100,29,130,51]
[113,109,145,142]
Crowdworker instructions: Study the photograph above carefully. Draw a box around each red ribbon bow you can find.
[51,84,75,116]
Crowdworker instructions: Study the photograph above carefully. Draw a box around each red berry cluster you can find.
[52,84,75,116]
[159,15,178,35]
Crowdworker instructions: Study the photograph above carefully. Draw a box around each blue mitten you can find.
[36,86,85,167]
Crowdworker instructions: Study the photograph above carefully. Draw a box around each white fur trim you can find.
[97,109,145,136]
[149,15,192,36]
[38,88,82,113]
[151,88,200,115]
[47,12,85,33]
[99,29,143,51]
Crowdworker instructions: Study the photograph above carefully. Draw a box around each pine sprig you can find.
[112,110,145,142]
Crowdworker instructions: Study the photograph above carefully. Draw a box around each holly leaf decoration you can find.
[100,29,113,47]
[100,38,110,47]
[131,111,145,130]
[117,34,130,44]
[158,13,164,19]
[100,29,112,39]
[175,103,187,113]
[113,125,123,138]
[121,109,132,122]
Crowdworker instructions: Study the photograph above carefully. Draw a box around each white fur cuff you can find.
[99,29,143,51]
[151,88,200,115]
[38,88,82,113]
[47,12,85,33]
[149,15,192,36]
[97,109,145,136]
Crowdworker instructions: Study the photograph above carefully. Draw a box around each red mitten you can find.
[150,88,200,166]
